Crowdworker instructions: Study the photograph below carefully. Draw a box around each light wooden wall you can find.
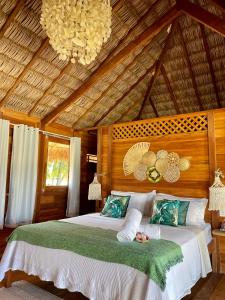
[98,108,225,228]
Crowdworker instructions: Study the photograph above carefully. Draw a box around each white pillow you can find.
[154,193,208,225]
[111,190,156,216]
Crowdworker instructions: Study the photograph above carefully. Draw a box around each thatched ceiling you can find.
[0,0,224,129]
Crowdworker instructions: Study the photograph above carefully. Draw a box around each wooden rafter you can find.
[136,22,177,120]
[149,96,159,117]
[41,5,181,126]
[116,94,146,123]
[0,0,24,39]
[72,43,151,129]
[177,0,225,37]
[136,68,159,120]
[177,22,204,110]
[160,64,180,114]
[28,0,123,116]
[0,38,49,109]
[94,65,155,126]
[136,91,150,120]
[200,24,221,108]
[208,0,225,13]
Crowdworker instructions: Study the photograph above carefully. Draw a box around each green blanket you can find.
[8,221,183,290]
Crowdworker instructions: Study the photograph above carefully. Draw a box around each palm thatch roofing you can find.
[0,0,225,130]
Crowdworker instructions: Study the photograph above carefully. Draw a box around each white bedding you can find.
[0,213,212,300]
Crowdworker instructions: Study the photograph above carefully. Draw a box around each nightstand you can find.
[212,229,225,273]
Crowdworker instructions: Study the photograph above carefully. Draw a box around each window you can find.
[46,141,70,186]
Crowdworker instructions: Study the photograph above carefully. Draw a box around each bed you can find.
[0,212,214,300]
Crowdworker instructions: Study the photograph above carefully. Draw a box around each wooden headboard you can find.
[97,108,225,228]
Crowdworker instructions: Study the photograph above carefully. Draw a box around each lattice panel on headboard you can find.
[112,113,208,140]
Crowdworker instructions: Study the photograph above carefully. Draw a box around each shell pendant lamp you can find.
[40,0,112,65]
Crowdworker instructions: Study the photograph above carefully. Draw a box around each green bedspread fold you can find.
[8,221,183,290]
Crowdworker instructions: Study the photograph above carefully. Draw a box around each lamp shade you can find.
[88,174,102,200]
[209,169,225,211]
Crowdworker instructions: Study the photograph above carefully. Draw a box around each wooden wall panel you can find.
[215,110,225,171]
[101,127,111,201]
[213,109,225,228]
[111,131,210,198]
[98,109,225,227]
[78,131,97,215]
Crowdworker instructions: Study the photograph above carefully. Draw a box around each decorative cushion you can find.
[101,195,130,218]
[149,199,180,227]
[177,201,190,225]
[154,193,208,225]
[111,190,156,216]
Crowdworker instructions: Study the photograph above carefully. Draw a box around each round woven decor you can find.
[167,152,180,166]
[179,157,190,171]
[133,163,147,181]
[146,166,162,183]
[156,150,168,159]
[155,158,168,175]
[142,151,156,167]
[123,142,150,176]
[163,165,180,183]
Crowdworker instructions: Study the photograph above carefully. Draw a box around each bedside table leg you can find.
[212,237,218,273]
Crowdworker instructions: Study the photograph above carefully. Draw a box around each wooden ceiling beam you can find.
[136,22,177,120]
[135,92,149,120]
[72,43,151,129]
[94,65,155,126]
[116,94,146,123]
[0,0,24,39]
[207,0,225,13]
[177,22,204,110]
[177,0,225,37]
[41,5,181,126]
[160,64,180,114]
[149,96,159,117]
[0,38,49,109]
[200,24,221,108]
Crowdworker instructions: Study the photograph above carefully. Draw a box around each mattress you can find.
[0,213,212,300]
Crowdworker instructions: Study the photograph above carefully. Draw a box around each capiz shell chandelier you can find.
[40,0,112,65]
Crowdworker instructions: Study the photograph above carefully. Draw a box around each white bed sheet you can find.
[0,213,212,300]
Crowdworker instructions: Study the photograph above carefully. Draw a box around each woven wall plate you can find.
[167,152,180,166]
[123,142,150,176]
[133,163,147,181]
[163,165,180,183]
[179,157,190,171]
[155,158,168,175]
[141,151,156,167]
[156,150,168,159]
[146,166,162,183]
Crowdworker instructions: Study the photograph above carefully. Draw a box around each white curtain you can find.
[5,125,39,227]
[66,137,81,217]
[0,119,9,229]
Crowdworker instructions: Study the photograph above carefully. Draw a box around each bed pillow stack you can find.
[150,193,208,226]
[111,190,156,216]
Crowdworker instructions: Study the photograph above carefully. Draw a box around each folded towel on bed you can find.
[117,208,142,242]
[139,224,161,240]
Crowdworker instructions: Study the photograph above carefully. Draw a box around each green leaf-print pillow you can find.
[177,201,190,225]
[149,199,180,226]
[101,195,130,218]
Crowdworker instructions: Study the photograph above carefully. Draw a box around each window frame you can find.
[43,136,70,191]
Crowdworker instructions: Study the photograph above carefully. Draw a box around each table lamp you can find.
[209,169,225,230]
